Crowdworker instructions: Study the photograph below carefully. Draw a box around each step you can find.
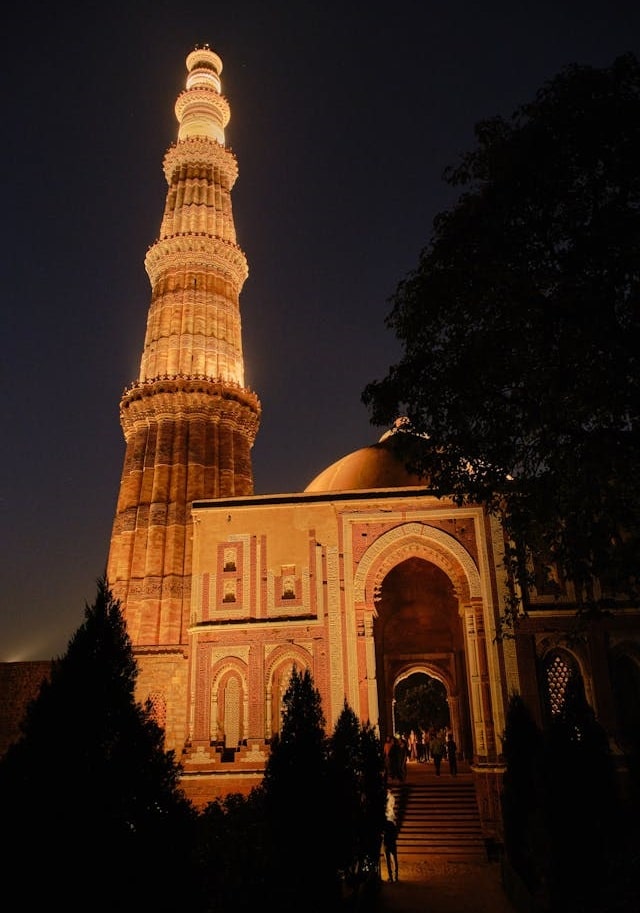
[388,776,488,863]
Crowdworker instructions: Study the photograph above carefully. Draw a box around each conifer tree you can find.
[261,665,339,911]
[327,702,386,881]
[0,577,197,911]
[328,700,367,878]
[196,788,271,913]
[501,691,634,913]
[501,693,548,899]
[545,700,620,913]
[358,719,387,871]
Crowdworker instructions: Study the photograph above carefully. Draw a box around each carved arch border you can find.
[264,644,314,739]
[353,521,481,607]
[393,660,453,695]
[210,656,249,744]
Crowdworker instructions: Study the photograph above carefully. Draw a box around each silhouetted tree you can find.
[202,687,385,912]
[327,700,364,879]
[501,691,636,913]
[0,578,197,911]
[357,719,387,872]
[327,702,386,885]
[261,666,339,911]
[196,788,271,913]
[501,693,549,901]
[545,701,621,913]
[363,53,640,626]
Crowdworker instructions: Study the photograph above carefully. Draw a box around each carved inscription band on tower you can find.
[107,46,261,648]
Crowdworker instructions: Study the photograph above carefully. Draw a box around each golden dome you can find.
[305,425,430,493]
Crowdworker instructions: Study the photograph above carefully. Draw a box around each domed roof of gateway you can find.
[304,422,430,493]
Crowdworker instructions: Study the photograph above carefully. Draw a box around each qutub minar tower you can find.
[107,45,260,649]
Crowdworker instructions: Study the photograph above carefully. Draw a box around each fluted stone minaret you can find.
[107,45,260,648]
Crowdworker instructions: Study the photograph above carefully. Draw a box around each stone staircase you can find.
[390,762,488,863]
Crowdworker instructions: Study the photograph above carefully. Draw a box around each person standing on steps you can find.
[389,735,405,781]
[383,734,393,780]
[408,728,418,762]
[382,787,399,883]
[430,729,445,775]
[422,727,430,763]
[446,731,458,775]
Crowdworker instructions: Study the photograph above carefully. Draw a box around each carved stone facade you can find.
[169,490,512,815]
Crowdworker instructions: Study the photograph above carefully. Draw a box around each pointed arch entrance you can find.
[392,669,450,738]
[353,521,482,762]
[352,514,508,766]
[373,555,473,759]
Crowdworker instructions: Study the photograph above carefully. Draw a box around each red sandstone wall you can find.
[0,661,52,757]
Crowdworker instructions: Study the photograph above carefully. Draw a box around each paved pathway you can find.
[368,857,519,913]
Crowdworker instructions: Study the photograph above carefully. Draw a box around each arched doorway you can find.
[373,556,473,760]
[393,670,449,737]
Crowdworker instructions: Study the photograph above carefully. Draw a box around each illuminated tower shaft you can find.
[107,46,260,646]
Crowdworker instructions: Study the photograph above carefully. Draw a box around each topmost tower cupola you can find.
[176,44,228,144]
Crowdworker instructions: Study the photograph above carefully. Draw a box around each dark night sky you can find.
[2,0,638,660]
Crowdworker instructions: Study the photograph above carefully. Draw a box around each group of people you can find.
[380,728,459,883]
[383,727,458,780]
[428,728,458,775]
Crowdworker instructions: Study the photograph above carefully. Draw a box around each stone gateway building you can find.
[2,46,639,843]
[182,465,514,823]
